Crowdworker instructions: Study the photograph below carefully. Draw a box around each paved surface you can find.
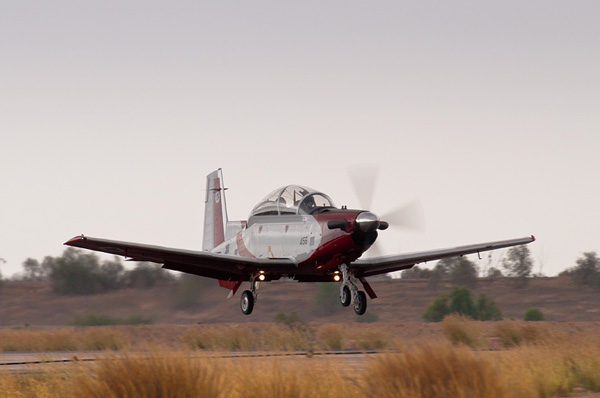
[0,350,384,374]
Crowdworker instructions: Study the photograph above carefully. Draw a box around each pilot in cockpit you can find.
[299,195,316,214]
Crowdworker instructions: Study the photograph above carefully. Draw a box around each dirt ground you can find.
[1,276,599,327]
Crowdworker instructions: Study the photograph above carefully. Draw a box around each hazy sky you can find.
[1,1,599,278]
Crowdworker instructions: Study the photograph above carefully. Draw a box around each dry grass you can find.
[0,327,129,352]
[500,336,600,397]
[73,349,226,398]
[363,342,507,398]
[2,337,600,398]
[2,322,600,397]
[179,324,312,351]
[229,357,360,398]
[493,319,553,348]
[442,315,488,349]
[0,370,71,398]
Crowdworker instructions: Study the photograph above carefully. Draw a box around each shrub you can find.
[524,308,544,321]
[476,294,503,321]
[424,287,502,322]
[423,293,450,322]
[449,286,477,318]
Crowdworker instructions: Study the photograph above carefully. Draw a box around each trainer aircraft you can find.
[65,169,535,316]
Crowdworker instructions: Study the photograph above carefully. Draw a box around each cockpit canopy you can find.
[250,185,336,217]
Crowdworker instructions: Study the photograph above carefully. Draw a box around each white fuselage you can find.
[212,215,323,263]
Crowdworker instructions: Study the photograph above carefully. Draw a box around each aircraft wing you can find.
[350,235,535,277]
[63,235,298,281]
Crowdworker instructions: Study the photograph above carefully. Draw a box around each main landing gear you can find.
[240,277,260,315]
[339,264,368,315]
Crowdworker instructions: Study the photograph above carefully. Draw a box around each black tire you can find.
[340,285,351,307]
[241,290,254,315]
[354,291,367,315]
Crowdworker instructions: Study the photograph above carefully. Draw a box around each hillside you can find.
[1,276,599,327]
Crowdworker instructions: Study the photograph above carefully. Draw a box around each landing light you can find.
[333,275,341,282]
[258,273,266,281]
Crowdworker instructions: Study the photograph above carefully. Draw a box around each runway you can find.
[0,349,388,374]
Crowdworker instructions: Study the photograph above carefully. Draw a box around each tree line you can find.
[4,246,600,299]
[401,246,536,288]
[19,248,174,294]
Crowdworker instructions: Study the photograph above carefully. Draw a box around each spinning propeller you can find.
[348,164,425,256]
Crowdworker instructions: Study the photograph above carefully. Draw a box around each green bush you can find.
[423,294,450,322]
[524,308,545,321]
[449,286,477,318]
[423,287,502,322]
[476,294,503,321]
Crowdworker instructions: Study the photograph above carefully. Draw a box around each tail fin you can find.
[203,169,228,251]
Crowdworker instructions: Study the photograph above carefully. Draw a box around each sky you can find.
[1,1,599,278]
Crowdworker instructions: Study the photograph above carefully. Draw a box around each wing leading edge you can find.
[350,235,535,277]
[63,235,297,281]
[65,234,535,280]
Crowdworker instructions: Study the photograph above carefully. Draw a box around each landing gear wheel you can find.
[241,290,254,315]
[340,285,351,307]
[354,291,367,315]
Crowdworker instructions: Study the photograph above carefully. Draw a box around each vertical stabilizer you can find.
[203,169,228,251]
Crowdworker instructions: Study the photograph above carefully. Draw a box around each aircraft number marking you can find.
[299,236,309,245]
[215,191,221,203]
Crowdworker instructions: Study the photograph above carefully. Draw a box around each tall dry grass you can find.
[2,336,600,398]
[2,321,600,397]
[0,327,129,352]
[228,357,360,398]
[179,324,312,351]
[442,315,488,348]
[0,370,71,398]
[73,349,226,398]
[500,336,600,397]
[363,342,507,398]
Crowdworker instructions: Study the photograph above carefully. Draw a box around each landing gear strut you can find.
[339,264,368,315]
[240,277,260,315]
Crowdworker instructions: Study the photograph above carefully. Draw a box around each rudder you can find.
[203,169,228,251]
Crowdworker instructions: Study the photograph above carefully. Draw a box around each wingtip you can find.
[64,234,86,246]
